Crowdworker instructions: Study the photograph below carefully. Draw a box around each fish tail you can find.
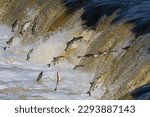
[47,64,51,67]
[36,78,39,82]
[54,85,58,91]
[64,48,67,51]
[3,47,7,50]
[54,88,57,91]
[25,58,29,61]
[86,91,91,96]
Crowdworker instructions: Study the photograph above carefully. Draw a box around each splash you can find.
[0,0,150,99]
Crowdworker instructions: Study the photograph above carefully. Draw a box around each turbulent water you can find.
[0,0,150,100]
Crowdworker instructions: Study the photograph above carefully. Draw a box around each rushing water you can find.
[0,0,150,100]
[0,25,106,99]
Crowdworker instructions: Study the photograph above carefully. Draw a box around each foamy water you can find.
[0,25,104,99]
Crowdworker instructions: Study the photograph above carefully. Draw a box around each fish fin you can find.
[11,29,15,32]
[19,31,23,35]
[86,91,91,96]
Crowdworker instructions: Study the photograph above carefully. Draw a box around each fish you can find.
[97,50,117,57]
[122,45,131,50]
[26,49,34,61]
[86,76,101,96]
[47,63,51,68]
[54,72,61,91]
[11,19,18,32]
[64,41,74,51]
[47,56,64,67]
[31,23,36,35]
[36,71,43,82]
[64,36,83,51]
[73,64,85,70]
[3,36,14,50]
[78,54,94,58]
[6,36,14,45]
[78,50,117,59]
[19,20,31,35]
[72,36,83,42]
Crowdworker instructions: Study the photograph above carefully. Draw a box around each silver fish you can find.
[47,56,64,67]
[6,36,14,45]
[64,36,83,51]
[31,23,36,35]
[97,50,117,56]
[73,64,85,70]
[36,71,43,82]
[26,49,34,61]
[72,36,83,42]
[11,19,18,32]
[78,54,94,58]
[54,72,61,91]
[19,20,31,35]
[122,45,131,50]
[64,41,74,51]
[3,36,14,50]
[86,76,101,96]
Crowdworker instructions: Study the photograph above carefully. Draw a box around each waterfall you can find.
[0,0,149,99]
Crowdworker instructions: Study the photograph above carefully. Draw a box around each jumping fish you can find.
[122,45,131,50]
[6,36,14,45]
[78,50,117,58]
[31,23,36,35]
[3,36,14,50]
[36,71,43,82]
[19,20,31,35]
[11,19,18,32]
[86,76,101,96]
[26,49,34,61]
[73,64,85,70]
[54,72,61,91]
[64,36,83,51]
[78,54,94,58]
[47,56,64,67]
